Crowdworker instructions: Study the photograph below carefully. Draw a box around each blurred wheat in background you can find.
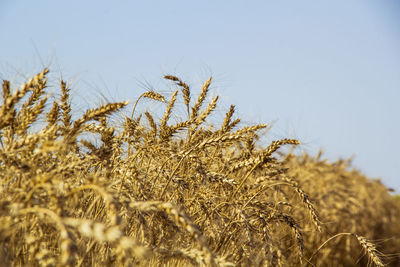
[0,69,399,266]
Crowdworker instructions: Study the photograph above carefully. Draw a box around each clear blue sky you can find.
[1,1,399,191]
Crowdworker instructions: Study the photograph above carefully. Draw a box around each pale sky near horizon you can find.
[1,1,399,191]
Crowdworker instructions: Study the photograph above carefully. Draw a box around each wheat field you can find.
[0,69,399,266]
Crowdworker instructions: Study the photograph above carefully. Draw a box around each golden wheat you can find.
[0,69,398,267]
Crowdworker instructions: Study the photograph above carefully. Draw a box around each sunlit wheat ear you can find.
[123,113,142,138]
[309,233,385,267]
[356,235,385,267]
[22,72,47,108]
[1,80,11,104]
[191,77,212,120]
[141,91,166,103]
[17,95,48,135]
[70,101,128,138]
[60,80,72,130]
[220,104,235,133]
[263,139,301,158]
[196,95,218,125]
[159,90,178,134]
[0,68,49,129]
[164,75,191,117]
[17,72,48,134]
[82,122,114,137]
[144,111,157,136]
[187,124,265,154]
[130,90,165,120]
[187,96,219,142]
[46,101,60,127]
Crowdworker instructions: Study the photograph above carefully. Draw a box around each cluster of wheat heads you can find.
[0,69,396,266]
[283,152,400,266]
